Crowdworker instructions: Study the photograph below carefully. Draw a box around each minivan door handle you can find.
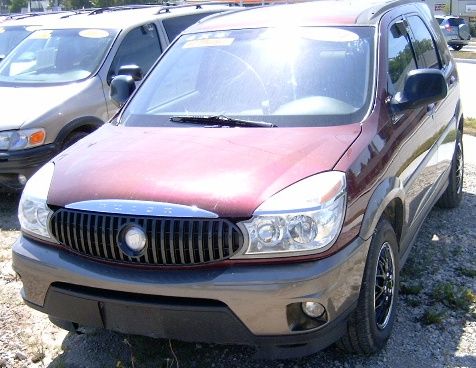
[427,103,435,115]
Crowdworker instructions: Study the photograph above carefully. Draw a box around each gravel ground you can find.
[0,161,475,368]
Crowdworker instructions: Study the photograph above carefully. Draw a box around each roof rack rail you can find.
[87,4,159,16]
[156,1,239,14]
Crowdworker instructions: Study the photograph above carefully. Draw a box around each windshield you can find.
[121,26,374,128]
[0,26,32,57]
[0,28,116,85]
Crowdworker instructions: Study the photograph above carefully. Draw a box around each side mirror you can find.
[118,64,143,81]
[391,69,447,111]
[110,75,136,107]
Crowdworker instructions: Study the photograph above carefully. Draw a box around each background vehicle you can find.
[0,12,77,62]
[435,15,471,50]
[0,4,237,190]
[13,0,463,359]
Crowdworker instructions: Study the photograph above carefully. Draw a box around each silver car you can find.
[435,15,471,50]
[0,4,236,189]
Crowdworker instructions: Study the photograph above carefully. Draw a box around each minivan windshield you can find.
[0,26,34,57]
[0,28,116,85]
[121,26,374,127]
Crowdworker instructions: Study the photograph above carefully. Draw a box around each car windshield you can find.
[0,28,117,85]
[121,26,375,128]
[0,26,33,57]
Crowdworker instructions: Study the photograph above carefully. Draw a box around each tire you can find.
[337,219,399,354]
[437,131,464,209]
[450,44,464,51]
[62,131,89,150]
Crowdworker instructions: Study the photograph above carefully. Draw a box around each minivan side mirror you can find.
[110,75,136,107]
[391,69,447,111]
[117,64,143,81]
[107,64,143,85]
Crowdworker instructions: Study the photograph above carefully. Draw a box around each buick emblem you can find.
[118,225,147,256]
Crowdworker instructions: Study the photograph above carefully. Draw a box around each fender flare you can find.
[55,116,105,147]
[359,176,405,242]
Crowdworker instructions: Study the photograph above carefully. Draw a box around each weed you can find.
[405,296,422,308]
[400,282,423,295]
[432,282,476,311]
[421,308,445,325]
[465,117,476,136]
[458,267,476,278]
[402,260,426,279]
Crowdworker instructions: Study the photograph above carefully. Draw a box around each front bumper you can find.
[12,234,370,357]
[0,144,57,189]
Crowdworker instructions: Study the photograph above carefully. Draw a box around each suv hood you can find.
[0,83,88,130]
[49,124,361,217]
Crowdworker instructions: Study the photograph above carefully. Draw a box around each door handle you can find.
[449,75,456,85]
[427,103,435,115]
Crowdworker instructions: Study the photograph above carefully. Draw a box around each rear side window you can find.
[435,17,444,25]
[388,22,416,94]
[162,12,218,41]
[448,18,465,26]
[109,23,162,78]
[407,16,440,69]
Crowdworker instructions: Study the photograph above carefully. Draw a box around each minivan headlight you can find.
[18,162,54,240]
[236,171,346,258]
[0,129,46,150]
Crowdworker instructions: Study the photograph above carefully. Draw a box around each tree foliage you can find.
[9,0,27,13]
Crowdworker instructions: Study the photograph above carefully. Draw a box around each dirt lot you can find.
[1,164,475,368]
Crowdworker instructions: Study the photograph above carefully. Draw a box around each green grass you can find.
[451,50,476,59]
[400,282,423,295]
[458,267,476,278]
[421,308,445,325]
[432,282,476,311]
[405,296,422,308]
[465,117,476,136]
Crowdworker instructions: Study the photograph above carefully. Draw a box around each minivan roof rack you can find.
[156,2,239,14]
[87,5,159,15]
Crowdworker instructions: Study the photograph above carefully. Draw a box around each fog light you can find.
[18,174,27,186]
[302,301,325,318]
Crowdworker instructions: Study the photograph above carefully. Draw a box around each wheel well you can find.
[68,124,96,136]
[458,115,464,133]
[381,198,403,249]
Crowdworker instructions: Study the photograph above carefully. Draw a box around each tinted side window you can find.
[448,18,464,26]
[407,16,440,69]
[162,12,218,42]
[110,24,162,78]
[388,22,417,94]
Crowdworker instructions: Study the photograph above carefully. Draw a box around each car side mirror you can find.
[107,65,143,85]
[118,64,143,81]
[110,75,136,107]
[391,69,447,111]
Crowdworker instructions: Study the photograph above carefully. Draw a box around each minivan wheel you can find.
[337,219,399,354]
[451,44,464,51]
[62,131,89,150]
[437,131,463,209]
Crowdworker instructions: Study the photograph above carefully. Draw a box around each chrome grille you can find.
[49,208,244,266]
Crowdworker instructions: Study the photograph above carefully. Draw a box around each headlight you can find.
[235,171,346,258]
[18,162,55,240]
[0,129,46,150]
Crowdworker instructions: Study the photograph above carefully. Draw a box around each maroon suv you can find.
[13,0,463,358]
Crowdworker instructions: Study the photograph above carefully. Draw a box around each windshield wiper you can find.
[170,115,277,128]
